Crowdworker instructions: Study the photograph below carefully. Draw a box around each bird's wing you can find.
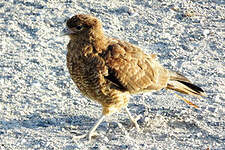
[103,40,170,94]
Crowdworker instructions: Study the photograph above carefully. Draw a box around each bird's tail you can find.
[166,71,206,108]
[166,71,206,97]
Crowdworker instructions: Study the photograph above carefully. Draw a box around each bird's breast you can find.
[66,51,110,102]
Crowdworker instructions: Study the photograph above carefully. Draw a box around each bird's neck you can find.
[89,29,107,53]
[69,30,107,57]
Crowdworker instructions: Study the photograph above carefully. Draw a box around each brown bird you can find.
[61,14,206,141]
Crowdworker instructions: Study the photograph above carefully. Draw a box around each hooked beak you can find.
[60,26,74,36]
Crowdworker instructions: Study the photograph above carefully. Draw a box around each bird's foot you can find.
[130,115,141,132]
[72,131,98,143]
[73,115,105,142]
[125,107,141,132]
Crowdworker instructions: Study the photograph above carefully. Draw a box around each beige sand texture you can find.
[0,0,224,149]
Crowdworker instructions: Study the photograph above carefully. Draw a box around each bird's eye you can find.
[76,25,83,30]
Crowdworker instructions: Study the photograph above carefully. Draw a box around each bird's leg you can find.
[125,107,140,131]
[73,115,105,142]
[87,115,105,141]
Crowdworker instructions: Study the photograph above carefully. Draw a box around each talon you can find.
[133,120,140,131]
[73,115,105,142]
[130,117,140,131]
[125,107,141,131]
[88,131,98,142]
[72,132,97,142]
[72,134,87,140]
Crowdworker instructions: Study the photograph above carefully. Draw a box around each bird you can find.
[61,14,206,141]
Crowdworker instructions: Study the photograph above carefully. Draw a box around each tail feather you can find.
[167,71,206,97]
[178,81,204,95]
[169,71,191,83]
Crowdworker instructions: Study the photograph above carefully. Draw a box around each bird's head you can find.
[61,14,103,41]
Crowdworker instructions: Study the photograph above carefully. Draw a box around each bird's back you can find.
[103,39,170,94]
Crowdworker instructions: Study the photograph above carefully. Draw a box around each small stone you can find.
[203,29,210,36]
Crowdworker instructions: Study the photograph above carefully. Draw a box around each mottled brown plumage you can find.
[61,14,205,141]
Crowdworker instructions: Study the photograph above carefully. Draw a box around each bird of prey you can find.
[61,14,205,141]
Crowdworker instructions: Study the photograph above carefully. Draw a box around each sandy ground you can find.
[0,0,225,149]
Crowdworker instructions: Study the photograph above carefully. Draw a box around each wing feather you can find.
[104,40,169,94]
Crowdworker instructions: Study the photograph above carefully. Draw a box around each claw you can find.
[72,131,98,142]
[125,107,141,132]
[72,115,105,142]
[132,115,141,131]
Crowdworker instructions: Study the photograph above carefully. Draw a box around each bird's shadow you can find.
[0,105,210,140]
[0,107,194,132]
[0,107,222,146]
[0,113,96,134]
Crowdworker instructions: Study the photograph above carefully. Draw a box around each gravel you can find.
[0,0,224,149]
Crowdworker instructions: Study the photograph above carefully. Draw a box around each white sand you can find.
[0,0,224,149]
